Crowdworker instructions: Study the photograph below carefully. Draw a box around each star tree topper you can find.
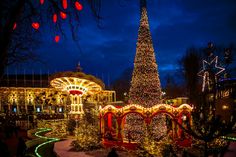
[198,56,225,92]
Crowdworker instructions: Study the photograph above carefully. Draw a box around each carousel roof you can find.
[50,71,104,95]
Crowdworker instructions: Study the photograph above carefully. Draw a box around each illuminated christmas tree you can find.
[125,0,166,142]
[129,0,162,107]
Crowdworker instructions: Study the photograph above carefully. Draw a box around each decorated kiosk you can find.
[99,104,193,147]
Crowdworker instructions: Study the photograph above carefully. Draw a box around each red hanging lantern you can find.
[75,1,83,11]
[32,22,40,30]
[40,0,44,5]
[53,14,57,23]
[13,23,17,30]
[55,35,60,43]
[60,12,67,19]
[62,0,68,9]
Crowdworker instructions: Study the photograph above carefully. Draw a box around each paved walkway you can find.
[224,142,236,157]
[54,139,236,157]
[54,139,137,157]
[0,129,28,157]
[54,139,93,157]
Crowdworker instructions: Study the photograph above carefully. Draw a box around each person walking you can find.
[107,147,118,157]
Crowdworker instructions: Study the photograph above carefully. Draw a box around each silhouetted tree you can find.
[178,43,236,157]
[0,0,101,79]
[181,47,201,104]
[175,87,236,157]
[164,74,185,99]
[112,67,132,101]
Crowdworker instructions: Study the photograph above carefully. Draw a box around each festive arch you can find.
[100,104,192,120]
[99,104,193,144]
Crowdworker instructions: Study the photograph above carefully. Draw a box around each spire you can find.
[129,0,162,107]
[140,0,147,11]
[76,62,82,72]
[139,0,151,34]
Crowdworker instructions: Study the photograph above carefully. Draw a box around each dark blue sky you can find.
[9,0,236,87]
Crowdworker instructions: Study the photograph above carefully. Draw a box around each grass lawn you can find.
[25,128,58,157]
[37,142,57,157]
[25,142,57,157]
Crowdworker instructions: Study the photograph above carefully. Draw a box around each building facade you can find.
[0,73,117,115]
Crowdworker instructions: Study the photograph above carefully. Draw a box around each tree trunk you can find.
[204,141,208,157]
[220,141,230,157]
[0,31,9,80]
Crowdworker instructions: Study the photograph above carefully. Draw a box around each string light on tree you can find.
[54,35,60,43]
[75,1,83,11]
[40,0,44,5]
[62,0,68,9]
[60,11,67,19]
[13,0,85,43]
[32,22,40,30]
[13,23,17,30]
[129,0,162,107]
[126,0,166,141]
[53,14,57,23]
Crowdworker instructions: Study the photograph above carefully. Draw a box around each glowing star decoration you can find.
[62,0,68,9]
[53,14,57,23]
[32,22,40,30]
[75,1,83,11]
[13,23,17,30]
[198,56,225,92]
[60,12,67,19]
[54,35,60,43]
[40,0,44,5]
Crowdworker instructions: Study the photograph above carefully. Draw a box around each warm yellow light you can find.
[100,103,192,117]
[99,105,102,110]
[222,105,229,110]
[182,115,187,121]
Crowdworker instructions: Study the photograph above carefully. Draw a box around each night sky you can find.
[8,0,236,87]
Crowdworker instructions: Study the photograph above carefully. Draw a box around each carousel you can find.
[50,66,104,118]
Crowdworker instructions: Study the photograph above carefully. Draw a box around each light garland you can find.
[100,104,193,117]
[50,72,104,116]
[13,0,84,42]
[129,5,162,107]
[50,77,102,94]
[126,1,165,141]
[34,128,60,157]
[221,136,236,141]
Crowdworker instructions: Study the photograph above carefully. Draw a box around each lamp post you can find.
[27,115,30,129]
[75,119,79,140]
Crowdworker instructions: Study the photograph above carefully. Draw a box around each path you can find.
[54,139,236,157]
[54,139,137,157]
[54,139,93,157]
[224,142,236,157]
[0,129,28,157]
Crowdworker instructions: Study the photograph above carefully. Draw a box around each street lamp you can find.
[75,119,79,140]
